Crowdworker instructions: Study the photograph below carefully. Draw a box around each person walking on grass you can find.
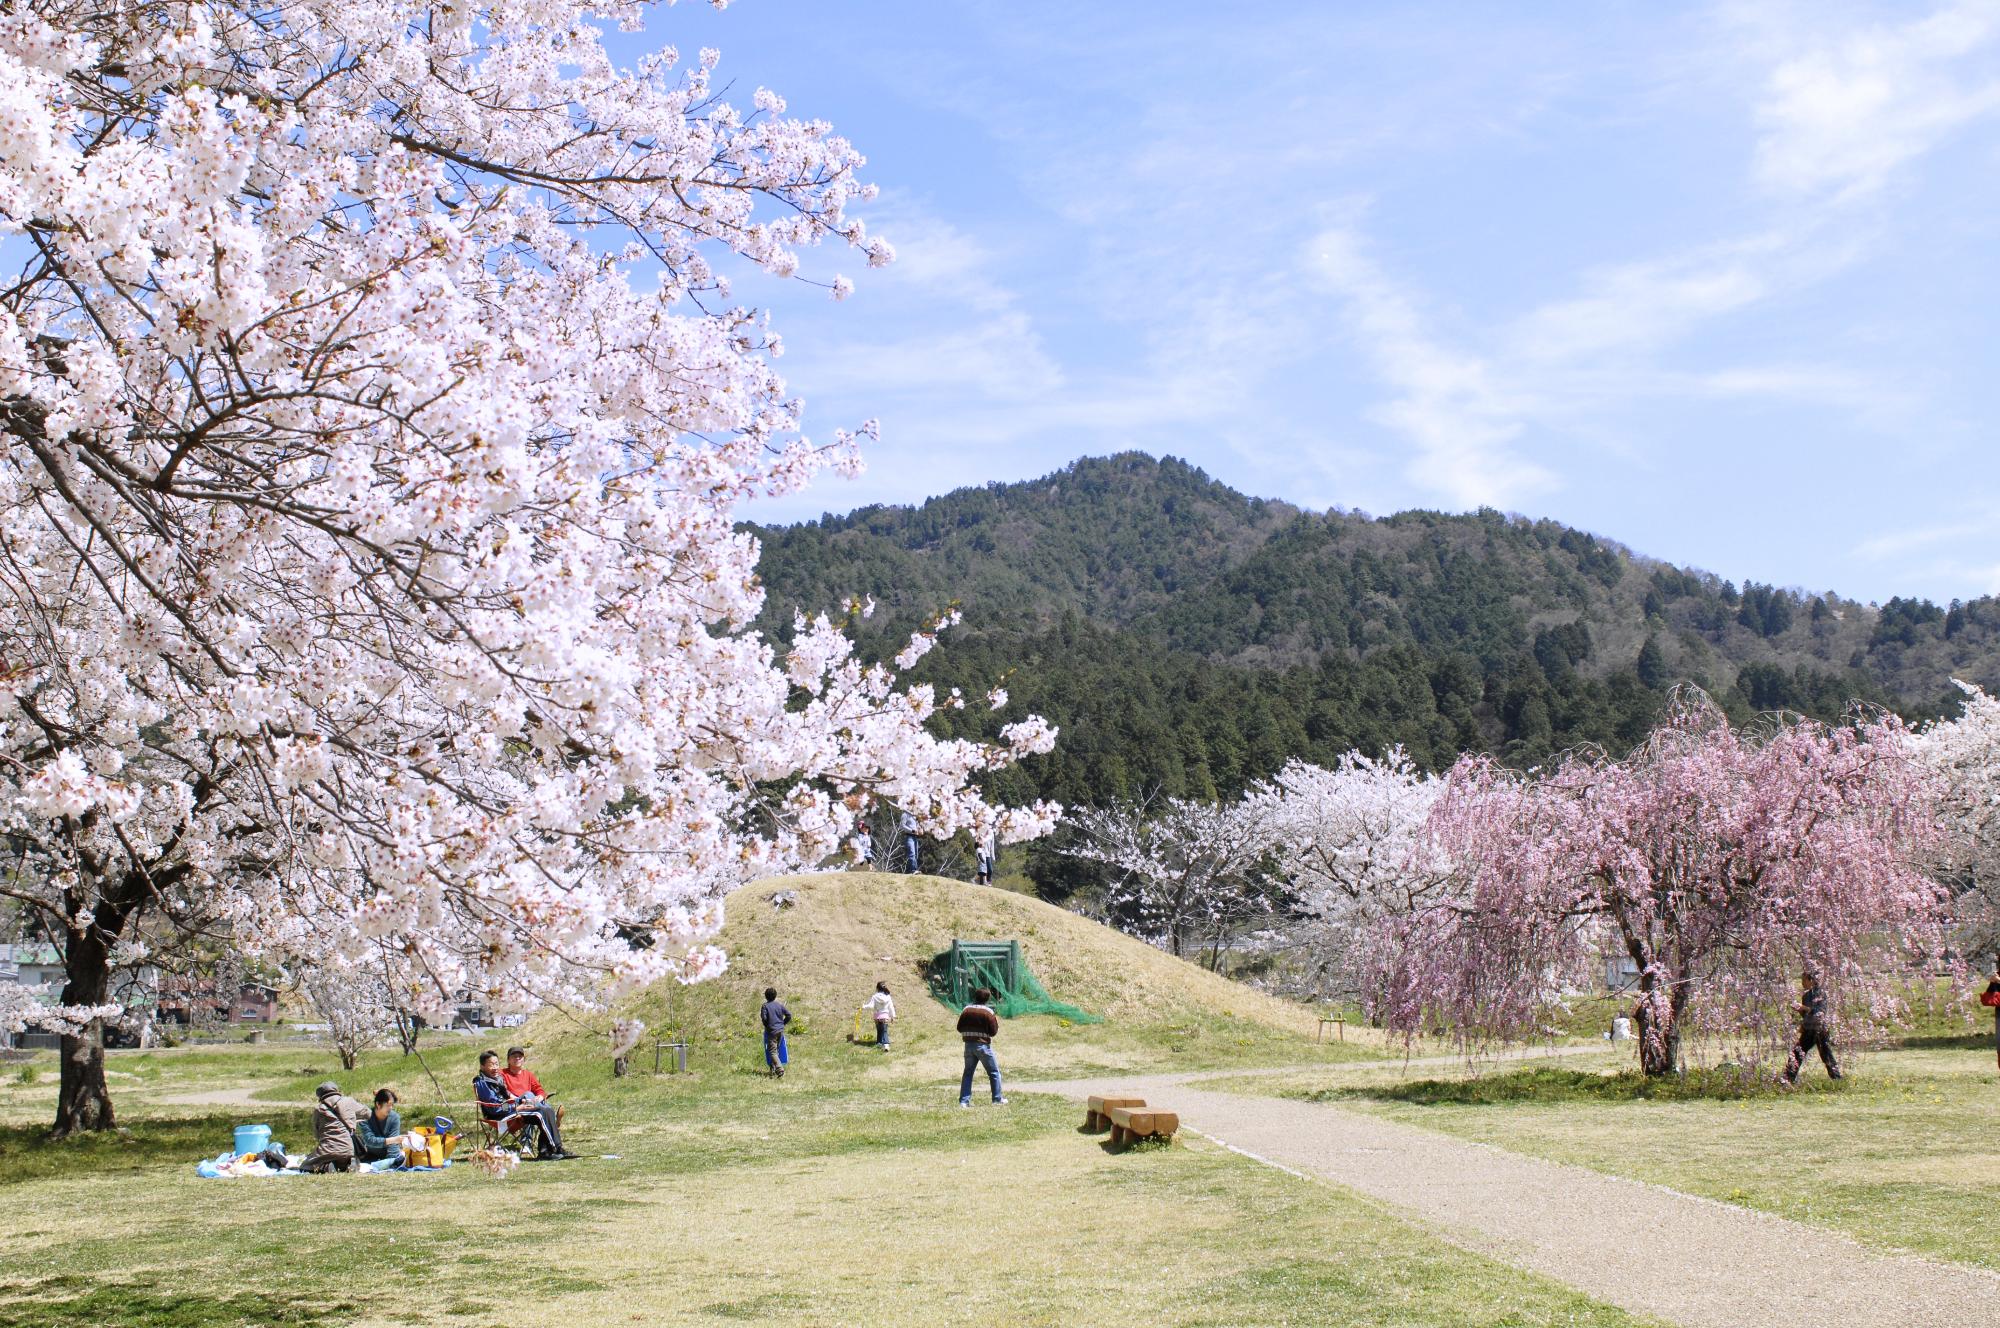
[974,829,996,886]
[853,824,875,871]
[864,981,896,1050]
[1779,969,1843,1087]
[761,986,792,1077]
[956,986,1006,1107]
[900,808,921,874]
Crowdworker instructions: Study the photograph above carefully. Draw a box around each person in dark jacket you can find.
[475,1049,575,1159]
[760,987,791,1077]
[956,987,1006,1107]
[356,1087,406,1165]
[1780,969,1842,1086]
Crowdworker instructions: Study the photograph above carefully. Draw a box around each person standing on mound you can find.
[760,986,792,1077]
[900,808,921,874]
[956,986,1006,1107]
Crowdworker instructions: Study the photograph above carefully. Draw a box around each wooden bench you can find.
[1106,1104,1178,1147]
[1083,1094,1148,1132]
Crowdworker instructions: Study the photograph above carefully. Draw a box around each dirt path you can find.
[1024,1068,2000,1328]
[148,1085,266,1109]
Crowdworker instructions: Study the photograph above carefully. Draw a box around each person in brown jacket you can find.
[299,1080,367,1172]
[956,987,1006,1107]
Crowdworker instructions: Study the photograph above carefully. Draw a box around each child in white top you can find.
[864,982,895,1051]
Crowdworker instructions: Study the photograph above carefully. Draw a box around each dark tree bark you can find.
[53,927,115,1137]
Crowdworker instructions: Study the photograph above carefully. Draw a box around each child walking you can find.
[864,982,896,1050]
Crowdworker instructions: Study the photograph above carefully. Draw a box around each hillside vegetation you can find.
[753,454,2000,819]
[532,872,1382,1083]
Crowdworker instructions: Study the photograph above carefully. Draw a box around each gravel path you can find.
[1024,1067,2000,1328]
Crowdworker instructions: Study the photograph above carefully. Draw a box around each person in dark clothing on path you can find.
[956,986,1006,1107]
[1982,957,2000,1070]
[760,987,792,1077]
[475,1049,575,1159]
[1780,969,1842,1086]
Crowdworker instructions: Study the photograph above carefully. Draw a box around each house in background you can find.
[155,975,279,1026]
[0,944,159,1049]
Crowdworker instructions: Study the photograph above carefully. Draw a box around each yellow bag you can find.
[403,1125,459,1168]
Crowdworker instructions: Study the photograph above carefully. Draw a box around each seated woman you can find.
[356,1087,412,1166]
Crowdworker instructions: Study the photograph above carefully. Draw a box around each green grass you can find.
[1268,1044,2000,1271]
[0,1038,1654,1327]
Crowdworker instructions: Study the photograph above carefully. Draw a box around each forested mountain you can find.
[753,453,2000,812]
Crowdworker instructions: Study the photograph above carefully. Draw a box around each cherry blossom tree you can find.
[1914,681,2000,955]
[299,964,394,1072]
[0,2,1056,1134]
[1371,694,1947,1076]
[1063,797,1278,968]
[1246,749,1449,999]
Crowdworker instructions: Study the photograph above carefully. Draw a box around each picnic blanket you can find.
[194,1149,452,1178]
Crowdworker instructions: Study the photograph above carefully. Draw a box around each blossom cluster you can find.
[0,1,1056,1033]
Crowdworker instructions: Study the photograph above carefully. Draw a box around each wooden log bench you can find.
[1106,1104,1179,1147]
[1083,1095,1147,1132]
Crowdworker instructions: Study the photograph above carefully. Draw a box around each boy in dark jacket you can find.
[760,987,791,1077]
[956,987,1006,1107]
[1780,969,1843,1086]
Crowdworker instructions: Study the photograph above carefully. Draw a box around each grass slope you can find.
[531,870,1384,1084]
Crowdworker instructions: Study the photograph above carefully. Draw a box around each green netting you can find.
[927,939,1101,1023]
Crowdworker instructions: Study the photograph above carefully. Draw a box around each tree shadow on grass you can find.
[1889,1033,1992,1052]
[0,1277,355,1327]
[1316,1065,1849,1108]
[0,1111,312,1186]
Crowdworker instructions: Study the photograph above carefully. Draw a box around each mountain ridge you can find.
[749,452,2000,817]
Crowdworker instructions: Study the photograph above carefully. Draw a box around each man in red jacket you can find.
[1983,957,2000,1070]
[499,1046,566,1130]
[956,987,1006,1108]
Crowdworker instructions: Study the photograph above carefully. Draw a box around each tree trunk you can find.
[1633,968,1681,1078]
[53,930,115,1137]
[393,1010,422,1056]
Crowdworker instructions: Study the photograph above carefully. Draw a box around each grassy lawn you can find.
[1242,1042,2000,1272]
[0,1037,1655,1327]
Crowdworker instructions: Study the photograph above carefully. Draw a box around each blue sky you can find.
[645,1,2000,604]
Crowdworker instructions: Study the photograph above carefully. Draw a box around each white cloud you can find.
[1306,227,1555,509]
[1749,0,2000,199]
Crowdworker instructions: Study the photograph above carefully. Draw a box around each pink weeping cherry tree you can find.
[1368,693,1948,1076]
[0,1,1057,1134]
